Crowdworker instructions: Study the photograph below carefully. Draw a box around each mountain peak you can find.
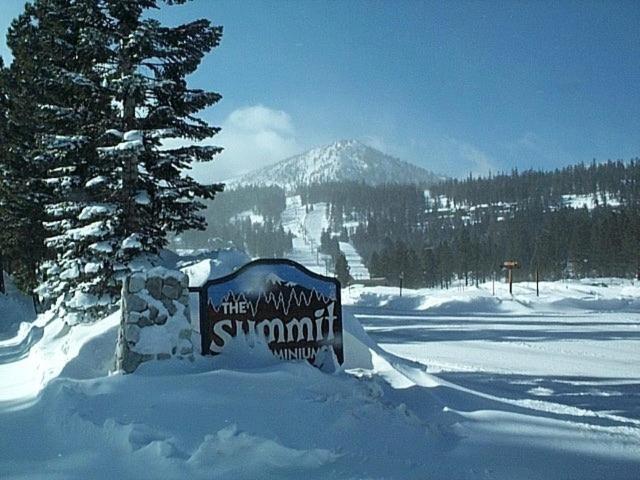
[228,140,442,190]
[331,138,365,148]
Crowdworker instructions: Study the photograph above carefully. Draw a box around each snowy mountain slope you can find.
[228,139,442,189]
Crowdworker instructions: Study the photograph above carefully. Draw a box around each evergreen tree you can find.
[334,252,350,287]
[0,14,52,294]
[8,0,224,323]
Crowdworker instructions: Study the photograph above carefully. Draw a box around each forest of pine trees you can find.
[0,0,223,323]
[173,185,294,258]
[429,159,640,209]
[297,160,640,288]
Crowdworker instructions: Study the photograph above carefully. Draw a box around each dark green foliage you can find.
[334,252,350,287]
[174,185,293,258]
[429,160,640,209]
[301,161,640,287]
[1,0,224,322]
[0,31,49,293]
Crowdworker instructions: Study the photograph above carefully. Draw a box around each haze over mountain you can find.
[228,140,442,190]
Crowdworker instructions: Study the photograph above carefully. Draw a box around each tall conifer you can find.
[6,0,223,323]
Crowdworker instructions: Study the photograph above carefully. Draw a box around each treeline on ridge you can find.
[174,185,293,258]
[297,159,640,287]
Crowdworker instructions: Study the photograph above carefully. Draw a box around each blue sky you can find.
[1,0,639,181]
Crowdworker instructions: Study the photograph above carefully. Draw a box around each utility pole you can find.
[0,255,5,294]
[536,268,539,297]
[399,271,404,298]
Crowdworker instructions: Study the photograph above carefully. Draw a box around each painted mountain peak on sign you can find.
[227,139,443,190]
[265,273,285,284]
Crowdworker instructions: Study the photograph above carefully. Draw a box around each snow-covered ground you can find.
[1,269,639,478]
[562,193,621,209]
[343,279,640,478]
[230,209,265,225]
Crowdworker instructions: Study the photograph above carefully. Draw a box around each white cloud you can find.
[226,105,293,135]
[406,136,497,178]
[359,135,388,152]
[456,141,496,177]
[188,105,301,184]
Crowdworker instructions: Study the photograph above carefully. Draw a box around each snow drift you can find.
[1,267,639,479]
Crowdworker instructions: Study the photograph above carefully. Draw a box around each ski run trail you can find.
[281,196,371,280]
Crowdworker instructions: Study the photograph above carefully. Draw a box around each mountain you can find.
[227,139,442,189]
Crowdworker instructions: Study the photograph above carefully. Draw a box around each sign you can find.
[501,260,520,295]
[197,259,343,367]
[501,261,521,269]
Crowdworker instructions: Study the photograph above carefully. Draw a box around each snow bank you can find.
[343,278,640,315]
[0,310,119,408]
[0,299,455,479]
[178,248,251,287]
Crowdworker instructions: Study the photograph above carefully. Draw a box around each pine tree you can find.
[8,0,224,324]
[334,252,350,287]
[7,0,125,321]
[0,19,50,294]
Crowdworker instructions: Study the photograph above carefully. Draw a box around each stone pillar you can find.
[115,267,193,373]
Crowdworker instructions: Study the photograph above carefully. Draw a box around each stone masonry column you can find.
[115,267,194,373]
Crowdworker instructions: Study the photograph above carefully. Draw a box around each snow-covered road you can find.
[356,309,640,420]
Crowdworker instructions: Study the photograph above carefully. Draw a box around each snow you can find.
[1,267,639,478]
[104,129,123,139]
[124,130,143,142]
[134,191,151,205]
[121,234,142,250]
[66,220,109,240]
[59,262,81,280]
[231,209,265,225]
[85,176,107,188]
[177,248,251,287]
[424,192,626,220]
[78,205,116,221]
[0,274,36,338]
[90,241,114,253]
[84,262,102,274]
[0,309,119,406]
[562,193,622,209]
[277,197,371,281]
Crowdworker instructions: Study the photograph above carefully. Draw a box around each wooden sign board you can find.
[197,259,343,367]
[502,261,521,269]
